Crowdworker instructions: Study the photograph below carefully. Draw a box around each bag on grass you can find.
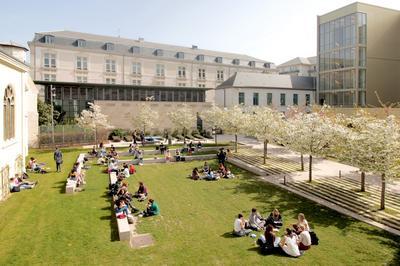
[310,231,319,245]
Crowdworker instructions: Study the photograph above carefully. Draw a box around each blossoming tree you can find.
[76,102,113,145]
[132,103,159,134]
[168,104,196,144]
[200,105,225,144]
[220,105,249,152]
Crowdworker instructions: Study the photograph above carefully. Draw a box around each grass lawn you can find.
[0,148,399,265]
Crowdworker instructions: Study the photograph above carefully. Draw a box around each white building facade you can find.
[277,57,317,77]
[215,72,315,112]
[0,44,38,200]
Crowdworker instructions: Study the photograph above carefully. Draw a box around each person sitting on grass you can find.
[28,157,47,174]
[117,187,139,213]
[297,225,312,251]
[280,228,301,258]
[293,213,310,233]
[233,213,252,237]
[108,159,118,173]
[122,163,130,178]
[140,199,160,217]
[197,141,202,149]
[224,167,235,179]
[202,162,210,173]
[266,209,283,229]
[204,168,219,181]
[134,182,148,201]
[115,199,129,217]
[248,208,265,231]
[175,149,181,162]
[89,146,98,157]
[165,149,171,162]
[258,224,281,254]
[9,177,37,192]
[192,168,200,180]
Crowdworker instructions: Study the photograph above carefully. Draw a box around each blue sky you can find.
[2,0,400,64]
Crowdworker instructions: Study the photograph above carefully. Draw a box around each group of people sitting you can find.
[68,160,87,187]
[110,177,160,220]
[27,157,47,174]
[9,173,37,192]
[234,210,318,257]
[191,162,235,180]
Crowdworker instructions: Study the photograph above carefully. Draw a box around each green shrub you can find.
[109,128,127,140]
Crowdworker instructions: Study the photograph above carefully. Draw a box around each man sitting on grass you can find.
[248,208,265,231]
[140,199,160,217]
[233,213,252,237]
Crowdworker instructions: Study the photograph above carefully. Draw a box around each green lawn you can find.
[0,148,399,265]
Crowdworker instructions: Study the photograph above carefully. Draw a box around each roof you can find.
[277,56,316,68]
[0,41,28,51]
[30,30,273,67]
[216,72,315,91]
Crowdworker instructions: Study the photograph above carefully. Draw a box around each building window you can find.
[156,64,165,77]
[177,52,184,59]
[3,86,15,140]
[131,46,141,54]
[155,81,165,86]
[76,57,88,70]
[249,61,256,67]
[43,35,55,44]
[106,78,116,84]
[293,94,298,105]
[197,54,204,61]
[132,80,141,85]
[177,66,186,78]
[305,94,311,106]
[280,93,286,106]
[178,83,186,87]
[198,68,206,80]
[77,76,87,83]
[44,53,56,68]
[198,84,206,88]
[105,59,116,73]
[44,74,56,81]
[104,42,114,51]
[132,62,141,75]
[215,57,223,63]
[155,49,163,56]
[267,93,273,105]
[253,93,259,106]
[217,70,224,81]
[238,92,245,105]
[233,59,240,65]
[76,39,86,47]
[264,63,271,68]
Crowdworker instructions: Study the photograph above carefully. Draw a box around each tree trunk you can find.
[263,140,268,164]
[360,171,366,192]
[143,125,146,146]
[300,153,304,171]
[94,126,98,146]
[214,131,217,145]
[308,155,313,182]
[380,173,386,210]
[183,128,186,144]
[235,134,238,153]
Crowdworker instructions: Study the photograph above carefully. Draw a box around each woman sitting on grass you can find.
[204,168,219,181]
[115,199,129,216]
[28,157,47,174]
[202,162,210,173]
[9,177,37,192]
[121,163,130,178]
[280,228,301,258]
[139,199,160,217]
[248,208,265,231]
[266,209,283,229]
[218,163,227,177]
[192,168,200,180]
[224,167,235,179]
[258,224,281,254]
[293,213,310,233]
[134,182,148,201]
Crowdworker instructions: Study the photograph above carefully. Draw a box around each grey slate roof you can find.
[30,30,274,69]
[277,56,316,68]
[216,72,315,91]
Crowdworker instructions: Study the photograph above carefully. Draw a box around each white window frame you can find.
[177,66,186,78]
[105,59,116,73]
[217,70,224,81]
[76,56,88,70]
[198,68,206,80]
[44,53,56,68]
[106,78,116,84]
[156,64,165,77]
[132,62,141,75]
[44,74,56,81]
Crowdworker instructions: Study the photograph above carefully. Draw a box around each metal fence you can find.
[39,125,109,148]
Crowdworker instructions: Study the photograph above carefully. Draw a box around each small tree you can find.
[200,105,224,144]
[168,104,196,144]
[284,106,334,182]
[220,105,248,152]
[76,102,113,145]
[246,106,284,164]
[133,103,159,135]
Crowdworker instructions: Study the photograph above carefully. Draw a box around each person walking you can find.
[54,147,63,172]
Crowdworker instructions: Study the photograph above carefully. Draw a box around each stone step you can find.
[233,153,300,174]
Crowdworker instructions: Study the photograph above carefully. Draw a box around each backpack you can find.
[310,231,319,245]
[129,165,136,174]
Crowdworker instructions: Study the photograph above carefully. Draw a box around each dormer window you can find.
[233,59,240,65]
[197,54,205,61]
[131,46,141,54]
[155,49,163,56]
[76,39,86,47]
[264,62,271,68]
[177,52,184,59]
[104,42,114,51]
[43,35,55,44]
[249,61,256,67]
[215,57,223,63]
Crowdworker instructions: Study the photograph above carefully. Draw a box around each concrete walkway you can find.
[219,134,400,194]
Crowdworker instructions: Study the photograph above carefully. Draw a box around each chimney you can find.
[192,45,198,49]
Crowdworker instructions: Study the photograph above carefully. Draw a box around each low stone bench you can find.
[66,153,86,194]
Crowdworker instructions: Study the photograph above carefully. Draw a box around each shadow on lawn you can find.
[100,191,120,242]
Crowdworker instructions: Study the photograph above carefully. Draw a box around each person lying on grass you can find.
[265,209,283,229]
[9,177,38,192]
[139,199,160,217]
[134,182,148,201]
[248,208,266,231]
[233,213,252,237]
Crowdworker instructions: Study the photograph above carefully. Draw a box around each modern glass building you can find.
[317,2,400,107]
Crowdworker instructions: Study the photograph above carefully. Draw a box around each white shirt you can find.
[234,218,243,232]
[282,235,301,257]
[123,168,130,177]
[298,231,312,246]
